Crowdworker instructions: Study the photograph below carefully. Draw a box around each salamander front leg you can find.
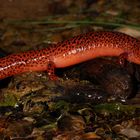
[47,61,58,80]
[118,52,128,66]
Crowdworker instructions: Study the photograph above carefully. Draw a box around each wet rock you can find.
[59,83,108,104]
[63,58,135,101]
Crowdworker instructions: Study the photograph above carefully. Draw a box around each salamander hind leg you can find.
[47,61,58,80]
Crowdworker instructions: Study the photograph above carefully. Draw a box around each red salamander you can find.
[0,31,140,80]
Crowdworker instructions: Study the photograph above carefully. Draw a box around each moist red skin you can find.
[0,31,140,80]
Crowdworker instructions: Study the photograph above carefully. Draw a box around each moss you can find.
[0,93,17,107]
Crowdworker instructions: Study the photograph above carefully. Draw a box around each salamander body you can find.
[0,31,140,80]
